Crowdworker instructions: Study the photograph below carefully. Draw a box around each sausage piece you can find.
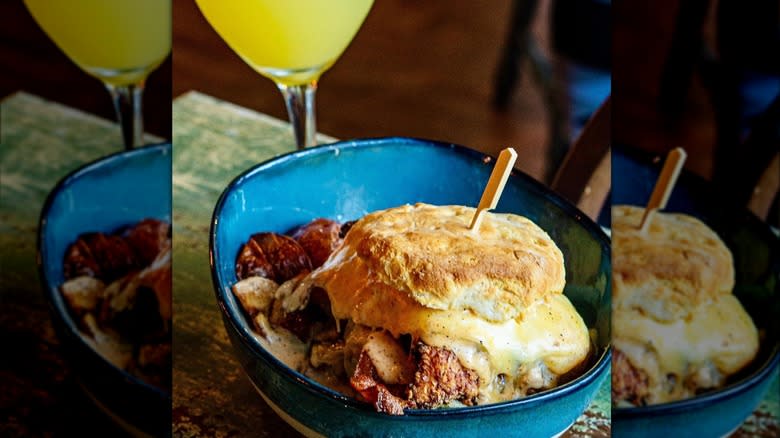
[236,233,312,282]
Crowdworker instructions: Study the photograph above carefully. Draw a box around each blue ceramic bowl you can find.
[38,143,172,437]
[611,146,780,437]
[210,137,611,437]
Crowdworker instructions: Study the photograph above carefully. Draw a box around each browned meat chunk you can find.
[63,232,138,282]
[350,350,409,415]
[269,276,333,342]
[138,246,172,322]
[611,349,649,406]
[61,220,171,393]
[124,218,170,266]
[308,287,332,316]
[375,384,408,416]
[270,301,315,341]
[407,342,479,408]
[350,340,480,413]
[361,332,415,385]
[235,235,274,280]
[291,218,342,268]
[339,220,356,238]
[235,233,312,282]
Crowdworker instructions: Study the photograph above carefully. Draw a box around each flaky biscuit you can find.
[612,205,734,322]
[319,203,565,322]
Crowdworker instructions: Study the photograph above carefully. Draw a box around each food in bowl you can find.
[611,205,759,406]
[231,203,592,414]
[59,218,171,392]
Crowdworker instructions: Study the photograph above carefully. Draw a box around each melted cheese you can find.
[420,294,589,403]
[315,252,590,403]
[613,294,758,404]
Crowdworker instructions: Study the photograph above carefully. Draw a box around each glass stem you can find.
[278,81,317,149]
[106,82,145,150]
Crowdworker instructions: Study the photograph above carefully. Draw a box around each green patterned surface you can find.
[0,91,162,436]
[0,92,129,299]
[170,91,611,437]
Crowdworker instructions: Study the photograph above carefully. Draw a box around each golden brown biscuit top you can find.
[319,203,565,322]
[612,205,734,322]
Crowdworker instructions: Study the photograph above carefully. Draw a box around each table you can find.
[170,92,328,437]
[0,91,162,436]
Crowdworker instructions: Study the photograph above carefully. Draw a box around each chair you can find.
[551,96,611,221]
[493,0,611,184]
[659,1,779,223]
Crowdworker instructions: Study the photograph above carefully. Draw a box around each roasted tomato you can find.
[124,218,170,266]
[63,232,138,282]
[291,218,342,268]
[236,232,312,282]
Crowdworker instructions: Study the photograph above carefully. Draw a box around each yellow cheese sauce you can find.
[316,253,590,403]
[251,315,356,397]
[613,293,758,404]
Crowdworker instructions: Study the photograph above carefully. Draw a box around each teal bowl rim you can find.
[614,345,779,419]
[36,142,172,401]
[209,136,612,417]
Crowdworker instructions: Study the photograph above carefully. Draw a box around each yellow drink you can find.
[24,0,171,85]
[195,0,374,85]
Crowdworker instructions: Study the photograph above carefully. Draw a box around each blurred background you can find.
[174,0,777,224]
[173,0,777,225]
[0,1,172,140]
[614,0,779,224]
[173,0,610,183]
[2,0,775,212]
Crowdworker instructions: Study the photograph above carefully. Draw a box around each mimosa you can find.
[24,0,171,86]
[196,0,373,85]
[194,0,374,148]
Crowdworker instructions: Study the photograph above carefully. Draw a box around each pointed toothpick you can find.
[469,147,517,232]
[639,147,687,233]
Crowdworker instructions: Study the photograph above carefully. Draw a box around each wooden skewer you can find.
[639,147,687,233]
[469,147,518,232]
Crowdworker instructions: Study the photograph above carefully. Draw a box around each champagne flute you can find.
[24,0,171,149]
[195,0,375,149]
